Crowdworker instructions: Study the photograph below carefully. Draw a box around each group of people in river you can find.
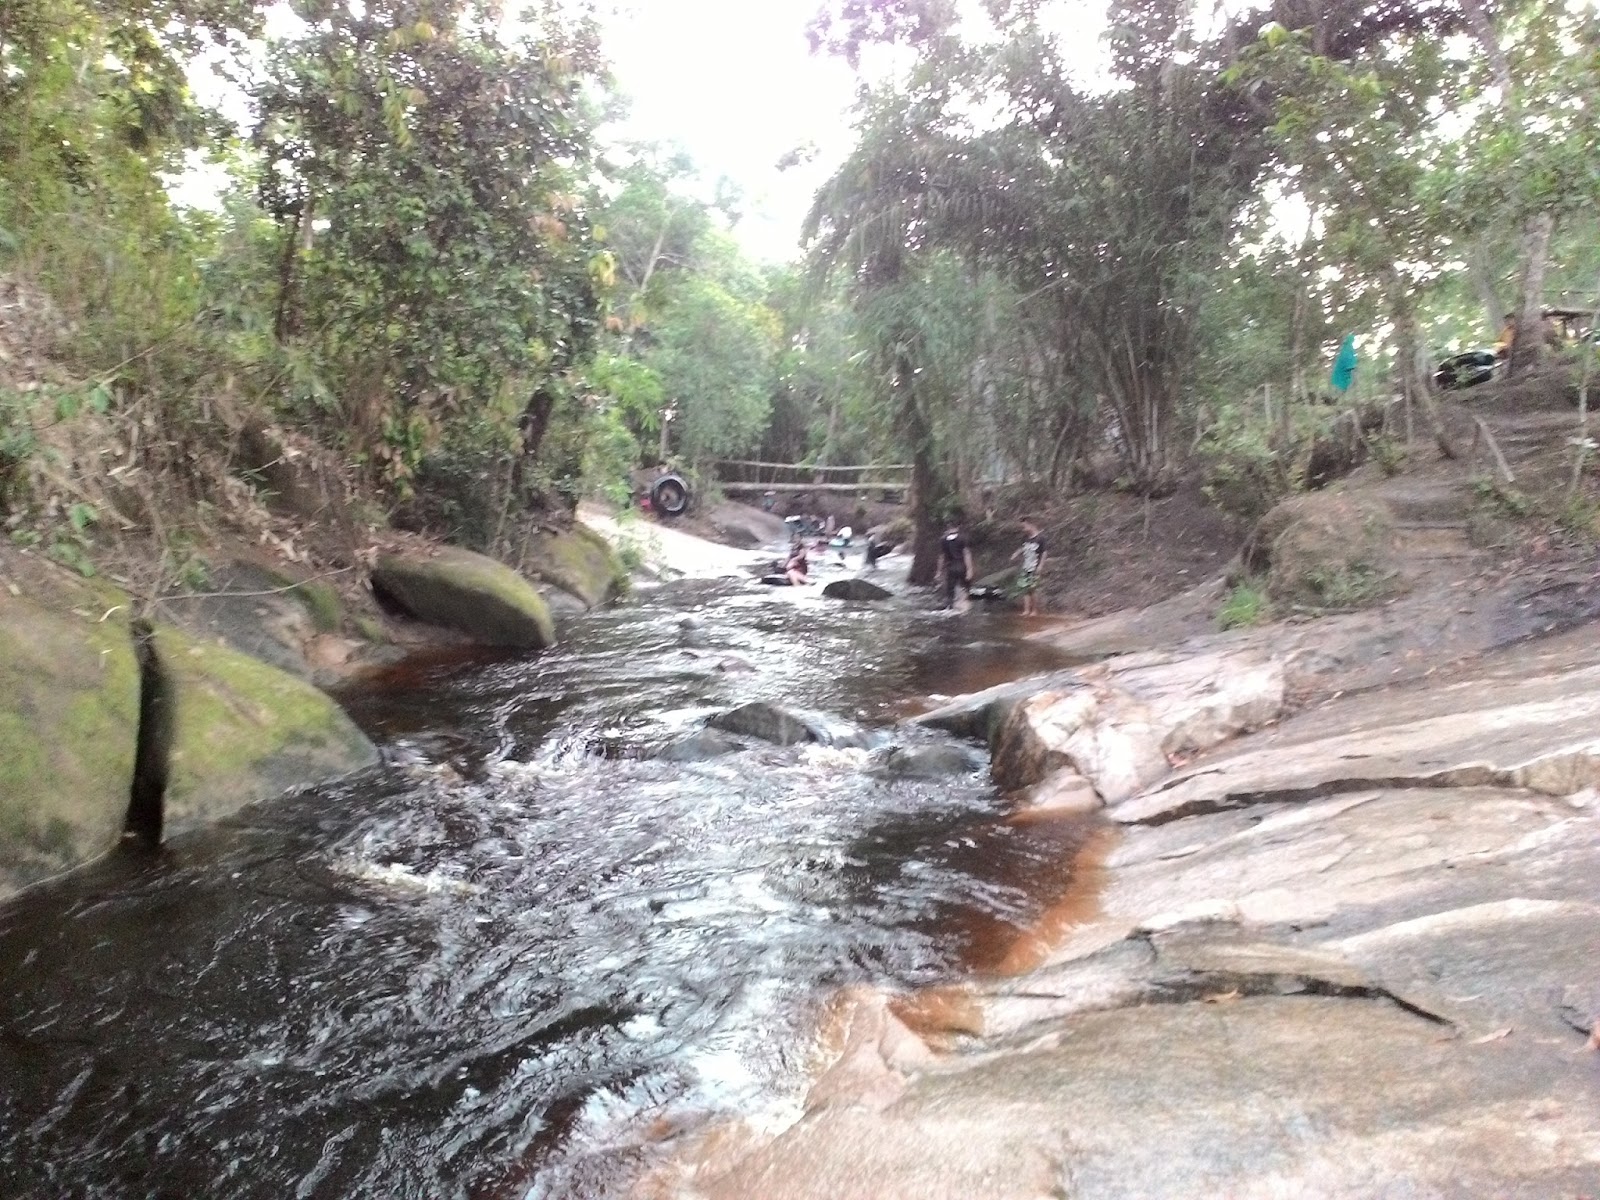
[782,523,884,584]
[779,511,1049,616]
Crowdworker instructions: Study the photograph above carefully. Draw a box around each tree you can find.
[255,0,607,489]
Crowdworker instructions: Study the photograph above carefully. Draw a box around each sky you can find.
[593,0,863,264]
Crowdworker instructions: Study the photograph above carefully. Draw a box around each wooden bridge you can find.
[710,459,911,497]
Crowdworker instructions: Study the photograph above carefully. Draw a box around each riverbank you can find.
[647,503,1600,1196]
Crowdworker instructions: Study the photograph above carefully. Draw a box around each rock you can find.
[708,702,816,746]
[668,603,1600,1200]
[371,547,555,649]
[823,579,893,602]
[972,566,1019,592]
[914,670,1080,742]
[1019,769,1102,815]
[154,561,319,679]
[1114,652,1600,826]
[522,522,626,610]
[146,624,379,835]
[657,728,744,762]
[1245,492,1401,609]
[715,655,756,674]
[874,743,983,779]
[988,650,1285,802]
[0,590,141,897]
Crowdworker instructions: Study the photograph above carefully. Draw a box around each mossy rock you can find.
[523,522,626,610]
[0,589,141,897]
[148,624,378,835]
[1250,493,1401,609]
[371,547,555,648]
[288,579,342,633]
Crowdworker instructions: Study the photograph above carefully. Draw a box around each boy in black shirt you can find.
[938,515,974,610]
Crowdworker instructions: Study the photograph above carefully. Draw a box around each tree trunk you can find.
[1468,235,1505,337]
[1509,212,1553,377]
[907,434,943,586]
[1392,306,1456,460]
[520,389,557,463]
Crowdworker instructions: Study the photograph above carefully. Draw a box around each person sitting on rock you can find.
[785,539,810,586]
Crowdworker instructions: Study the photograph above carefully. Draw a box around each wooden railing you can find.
[710,459,912,494]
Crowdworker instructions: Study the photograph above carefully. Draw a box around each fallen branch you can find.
[1470,417,1516,484]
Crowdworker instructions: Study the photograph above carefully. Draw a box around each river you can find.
[0,573,1087,1199]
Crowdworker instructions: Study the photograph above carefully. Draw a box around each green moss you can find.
[151,624,377,831]
[525,523,625,608]
[290,580,343,633]
[352,614,388,643]
[0,593,141,892]
[373,548,554,647]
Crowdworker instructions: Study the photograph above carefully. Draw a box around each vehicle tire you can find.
[650,474,690,516]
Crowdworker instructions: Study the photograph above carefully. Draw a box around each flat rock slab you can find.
[673,616,1600,1198]
[372,547,554,649]
[1116,657,1600,825]
[683,992,1600,1200]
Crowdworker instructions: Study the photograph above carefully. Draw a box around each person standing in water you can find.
[1010,517,1047,617]
[937,513,974,610]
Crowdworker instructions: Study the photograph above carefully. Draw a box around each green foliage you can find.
[1197,408,1304,523]
[255,0,607,487]
[645,261,777,462]
[1370,434,1409,478]
[1474,476,1533,518]
[1300,562,1390,609]
[1218,580,1271,630]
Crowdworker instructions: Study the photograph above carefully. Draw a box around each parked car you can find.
[1434,348,1499,391]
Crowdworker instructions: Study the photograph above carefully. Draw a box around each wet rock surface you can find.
[656,727,744,762]
[708,700,817,745]
[872,743,983,779]
[822,578,893,602]
[663,620,1600,1199]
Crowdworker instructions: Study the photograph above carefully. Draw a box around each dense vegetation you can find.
[1,0,1597,586]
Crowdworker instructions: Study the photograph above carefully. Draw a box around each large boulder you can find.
[0,591,142,897]
[522,522,626,610]
[146,624,378,835]
[155,561,320,679]
[708,702,817,746]
[988,650,1286,803]
[371,547,555,649]
[1245,492,1400,609]
[823,578,893,602]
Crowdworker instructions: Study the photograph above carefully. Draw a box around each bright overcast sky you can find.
[595,0,862,264]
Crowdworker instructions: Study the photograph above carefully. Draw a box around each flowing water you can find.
[0,575,1087,1199]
